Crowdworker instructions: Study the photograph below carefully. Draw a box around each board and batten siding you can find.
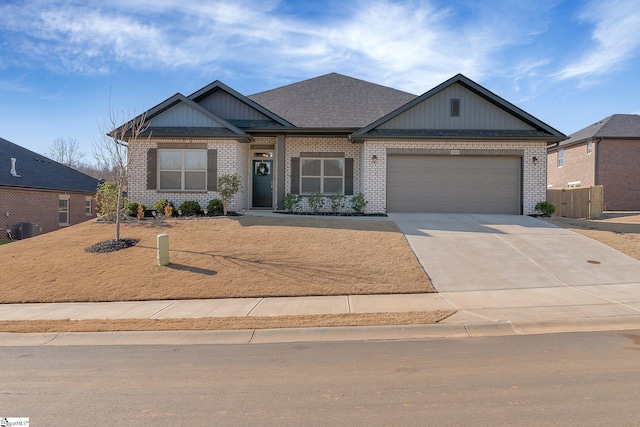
[148,103,227,127]
[378,83,535,131]
[197,90,272,121]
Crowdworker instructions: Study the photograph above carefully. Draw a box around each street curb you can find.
[510,316,640,335]
[250,323,469,343]
[1,317,639,346]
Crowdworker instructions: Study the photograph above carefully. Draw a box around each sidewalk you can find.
[1,291,640,346]
[0,293,452,321]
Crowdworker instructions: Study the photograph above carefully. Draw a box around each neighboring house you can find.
[0,137,100,238]
[547,114,640,211]
[119,73,565,215]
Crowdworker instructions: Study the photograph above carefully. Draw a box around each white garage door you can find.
[387,156,522,214]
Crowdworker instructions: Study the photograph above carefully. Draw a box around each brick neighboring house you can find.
[0,137,100,239]
[118,73,565,215]
[547,114,640,211]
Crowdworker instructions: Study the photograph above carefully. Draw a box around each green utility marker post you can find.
[157,234,170,266]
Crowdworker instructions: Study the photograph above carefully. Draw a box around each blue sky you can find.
[1,0,640,160]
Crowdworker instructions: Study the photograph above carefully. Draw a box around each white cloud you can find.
[0,0,555,93]
[554,0,640,80]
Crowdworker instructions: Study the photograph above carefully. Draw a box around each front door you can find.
[252,160,273,208]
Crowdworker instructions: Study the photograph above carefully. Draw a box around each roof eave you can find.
[351,134,566,144]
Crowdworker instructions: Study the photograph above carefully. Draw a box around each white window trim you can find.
[158,149,207,192]
[300,157,345,195]
[557,149,564,168]
[85,196,93,216]
[59,195,70,226]
[587,141,593,155]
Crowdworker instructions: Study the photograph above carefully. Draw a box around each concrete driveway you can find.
[389,213,640,329]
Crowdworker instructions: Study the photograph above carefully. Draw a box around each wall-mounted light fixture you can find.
[532,156,539,165]
[372,154,378,163]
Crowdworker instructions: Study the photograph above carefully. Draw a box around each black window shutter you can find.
[207,149,218,191]
[146,148,157,190]
[291,157,300,194]
[345,158,354,195]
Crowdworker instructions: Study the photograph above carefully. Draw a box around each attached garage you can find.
[387,155,522,214]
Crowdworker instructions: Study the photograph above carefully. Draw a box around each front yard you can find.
[0,215,434,304]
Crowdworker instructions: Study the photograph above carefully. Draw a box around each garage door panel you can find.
[387,156,521,214]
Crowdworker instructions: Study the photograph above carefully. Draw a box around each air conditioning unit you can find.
[19,222,42,239]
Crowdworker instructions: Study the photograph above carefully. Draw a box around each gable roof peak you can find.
[352,73,565,140]
[188,79,293,127]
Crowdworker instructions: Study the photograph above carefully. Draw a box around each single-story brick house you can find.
[547,114,640,210]
[121,73,565,215]
[0,137,100,239]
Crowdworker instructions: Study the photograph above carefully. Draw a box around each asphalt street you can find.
[1,330,639,426]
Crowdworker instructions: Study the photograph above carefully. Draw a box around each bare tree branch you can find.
[93,97,149,241]
[46,137,85,167]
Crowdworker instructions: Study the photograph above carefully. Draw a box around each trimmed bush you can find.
[307,193,325,213]
[206,199,224,215]
[350,192,368,213]
[535,201,556,217]
[179,200,201,216]
[328,194,345,213]
[124,201,146,216]
[282,193,302,212]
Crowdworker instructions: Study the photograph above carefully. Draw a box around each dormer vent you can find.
[450,99,460,117]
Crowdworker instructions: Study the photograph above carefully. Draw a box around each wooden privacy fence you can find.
[546,186,603,219]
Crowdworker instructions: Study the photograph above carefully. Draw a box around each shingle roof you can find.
[0,137,99,193]
[560,114,640,147]
[248,73,417,128]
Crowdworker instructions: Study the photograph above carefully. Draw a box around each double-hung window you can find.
[557,149,564,168]
[301,158,344,194]
[85,196,92,216]
[59,195,70,226]
[159,150,207,191]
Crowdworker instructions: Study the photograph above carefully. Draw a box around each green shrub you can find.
[328,194,345,213]
[307,193,325,213]
[217,174,242,215]
[535,201,556,217]
[124,201,146,216]
[153,199,174,214]
[179,200,201,216]
[95,181,121,221]
[282,193,302,212]
[206,199,224,215]
[350,192,368,213]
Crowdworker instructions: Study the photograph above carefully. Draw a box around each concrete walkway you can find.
[2,213,640,346]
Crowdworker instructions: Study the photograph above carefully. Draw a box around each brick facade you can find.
[128,138,248,212]
[0,188,96,238]
[128,136,547,215]
[547,141,596,189]
[362,140,547,215]
[548,139,640,210]
[598,139,640,210]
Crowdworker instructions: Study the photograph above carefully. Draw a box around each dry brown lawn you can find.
[0,311,455,333]
[1,215,433,304]
[545,212,640,261]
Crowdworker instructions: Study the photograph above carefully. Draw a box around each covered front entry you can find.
[387,155,522,214]
[252,159,273,208]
